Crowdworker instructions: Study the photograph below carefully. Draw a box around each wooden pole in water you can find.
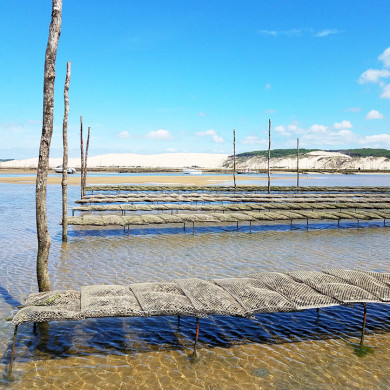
[36,0,62,292]
[233,129,236,192]
[296,137,300,189]
[61,62,71,242]
[80,116,84,198]
[267,119,271,194]
[83,126,91,197]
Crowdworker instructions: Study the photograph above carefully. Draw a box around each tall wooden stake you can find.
[83,126,91,197]
[233,129,236,191]
[267,119,271,194]
[296,137,300,189]
[61,62,71,242]
[36,0,62,292]
[80,116,84,198]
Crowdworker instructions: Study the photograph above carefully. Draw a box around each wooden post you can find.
[80,116,84,198]
[296,137,300,189]
[233,129,236,192]
[267,119,271,194]
[62,61,71,242]
[83,126,91,197]
[36,0,62,292]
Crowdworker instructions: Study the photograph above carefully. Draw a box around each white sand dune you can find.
[0,153,229,169]
[1,150,389,170]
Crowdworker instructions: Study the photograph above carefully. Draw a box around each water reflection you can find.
[0,183,390,388]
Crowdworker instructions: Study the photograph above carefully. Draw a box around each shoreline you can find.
[0,168,389,186]
[0,174,278,186]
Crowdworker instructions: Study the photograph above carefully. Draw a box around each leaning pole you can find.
[36,0,63,292]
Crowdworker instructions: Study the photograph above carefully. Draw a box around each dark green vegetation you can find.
[233,148,390,159]
[0,159,14,162]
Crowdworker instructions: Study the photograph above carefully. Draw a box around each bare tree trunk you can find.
[233,129,236,191]
[83,127,90,197]
[36,0,62,292]
[297,137,300,189]
[267,119,271,194]
[61,62,71,242]
[80,116,84,198]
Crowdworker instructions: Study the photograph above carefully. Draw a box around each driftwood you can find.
[36,0,62,292]
[61,62,71,242]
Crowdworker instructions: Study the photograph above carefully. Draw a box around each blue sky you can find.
[1,1,390,159]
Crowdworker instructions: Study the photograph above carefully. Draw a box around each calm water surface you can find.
[1,181,390,389]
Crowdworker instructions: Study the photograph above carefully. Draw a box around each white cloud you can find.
[333,120,352,129]
[166,147,177,152]
[380,84,390,99]
[358,69,390,84]
[309,124,328,133]
[196,129,224,143]
[28,119,41,125]
[378,47,390,67]
[265,84,272,89]
[359,134,390,147]
[315,29,342,38]
[366,110,384,119]
[198,111,206,117]
[274,125,289,136]
[117,131,130,138]
[241,135,267,145]
[146,129,173,140]
[287,124,300,132]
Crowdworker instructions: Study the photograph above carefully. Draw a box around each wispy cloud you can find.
[196,129,224,143]
[28,119,42,125]
[117,131,130,138]
[315,29,342,38]
[259,29,301,37]
[346,107,362,113]
[265,84,272,90]
[146,129,173,140]
[259,28,342,38]
[366,110,384,120]
[265,108,275,114]
[241,135,267,145]
[198,111,206,117]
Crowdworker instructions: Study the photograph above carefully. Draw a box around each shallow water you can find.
[1,182,390,389]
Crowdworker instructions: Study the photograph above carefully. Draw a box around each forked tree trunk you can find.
[80,116,84,198]
[83,127,90,196]
[36,0,62,292]
[233,129,236,191]
[62,62,71,242]
[267,119,271,194]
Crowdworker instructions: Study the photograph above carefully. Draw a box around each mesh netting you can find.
[288,271,381,303]
[12,270,390,325]
[81,285,144,318]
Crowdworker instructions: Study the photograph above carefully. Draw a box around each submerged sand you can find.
[0,173,281,186]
